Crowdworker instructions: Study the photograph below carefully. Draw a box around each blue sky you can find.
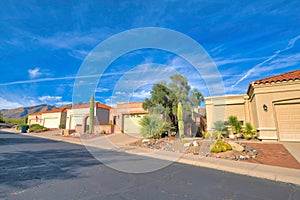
[0,0,299,109]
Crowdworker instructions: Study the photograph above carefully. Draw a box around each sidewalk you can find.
[3,128,300,186]
[282,142,300,163]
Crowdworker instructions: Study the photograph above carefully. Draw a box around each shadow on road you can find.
[0,131,102,196]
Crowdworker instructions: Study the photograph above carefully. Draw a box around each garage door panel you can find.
[123,114,145,135]
[276,103,300,141]
[44,118,59,129]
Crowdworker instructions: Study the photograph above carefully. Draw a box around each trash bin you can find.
[21,126,28,133]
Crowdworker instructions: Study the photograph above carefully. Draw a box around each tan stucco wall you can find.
[111,102,148,133]
[41,112,62,129]
[205,94,250,131]
[28,114,42,126]
[248,80,300,140]
[66,107,110,130]
[66,108,90,130]
[205,80,300,141]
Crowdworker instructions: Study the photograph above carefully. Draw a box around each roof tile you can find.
[254,69,300,84]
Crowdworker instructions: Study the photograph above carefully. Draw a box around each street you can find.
[0,131,299,200]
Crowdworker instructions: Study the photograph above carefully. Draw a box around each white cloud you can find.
[94,88,109,92]
[28,68,42,79]
[38,96,62,102]
[114,91,126,95]
[132,90,151,98]
[0,97,23,109]
[55,101,72,106]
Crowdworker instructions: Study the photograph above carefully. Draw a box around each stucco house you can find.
[205,69,300,142]
[66,102,111,132]
[28,108,67,129]
[111,102,148,136]
[41,108,67,129]
[28,112,43,126]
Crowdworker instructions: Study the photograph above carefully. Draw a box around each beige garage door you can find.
[275,103,300,141]
[123,114,144,135]
[44,118,59,129]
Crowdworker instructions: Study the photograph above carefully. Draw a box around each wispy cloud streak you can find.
[0,72,123,86]
[232,34,300,88]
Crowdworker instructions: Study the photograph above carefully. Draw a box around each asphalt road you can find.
[1,131,299,200]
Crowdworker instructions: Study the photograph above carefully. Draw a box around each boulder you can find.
[228,142,244,152]
[228,134,236,139]
[142,139,150,143]
[192,141,199,147]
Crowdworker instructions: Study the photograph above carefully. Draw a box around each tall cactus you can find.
[177,101,184,138]
[89,94,95,134]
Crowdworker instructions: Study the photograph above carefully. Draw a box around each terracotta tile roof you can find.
[29,108,67,116]
[68,102,111,110]
[28,112,43,116]
[42,108,67,114]
[253,69,300,84]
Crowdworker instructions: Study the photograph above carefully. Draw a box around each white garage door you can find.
[123,114,144,135]
[275,103,300,141]
[44,118,59,129]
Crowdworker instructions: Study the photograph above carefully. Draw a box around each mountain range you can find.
[0,104,72,118]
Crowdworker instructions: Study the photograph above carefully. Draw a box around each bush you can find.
[228,116,242,134]
[17,124,29,130]
[210,140,232,153]
[29,124,46,133]
[243,123,256,140]
[213,121,228,139]
[100,130,106,134]
[59,124,66,129]
[139,114,170,139]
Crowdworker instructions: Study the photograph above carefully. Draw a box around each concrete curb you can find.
[5,129,300,186]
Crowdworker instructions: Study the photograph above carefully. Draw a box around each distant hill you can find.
[1,102,92,118]
[1,104,58,118]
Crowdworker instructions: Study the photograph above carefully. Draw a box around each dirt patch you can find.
[242,143,300,170]
[130,138,202,154]
[130,138,300,169]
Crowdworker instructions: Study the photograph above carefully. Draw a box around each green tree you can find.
[142,73,203,134]
[189,88,204,120]
[0,111,4,123]
[228,115,242,134]
[89,94,95,134]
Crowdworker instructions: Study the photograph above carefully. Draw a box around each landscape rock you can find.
[192,141,199,147]
[228,134,236,139]
[142,139,150,143]
[239,155,245,160]
[184,143,191,147]
[228,141,244,152]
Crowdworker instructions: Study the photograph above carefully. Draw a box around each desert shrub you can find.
[139,114,170,139]
[29,124,46,132]
[210,140,232,153]
[17,124,29,130]
[213,121,228,139]
[243,123,256,140]
[59,124,66,129]
[228,116,242,134]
